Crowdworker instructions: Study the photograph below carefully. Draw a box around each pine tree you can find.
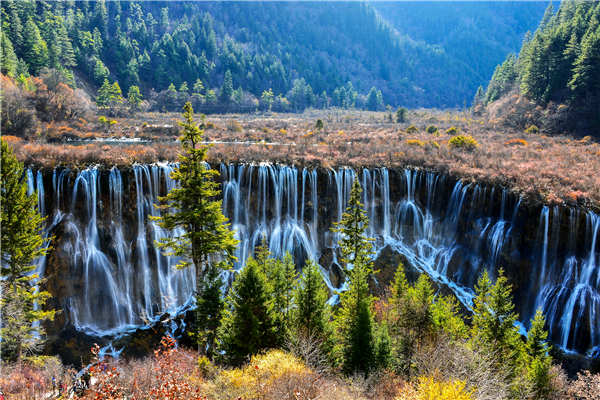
[1,31,18,77]
[127,85,143,112]
[194,262,225,359]
[218,257,277,366]
[569,27,600,99]
[1,140,55,362]
[526,310,552,399]
[153,102,238,352]
[332,178,377,375]
[292,259,332,354]
[269,252,297,344]
[22,17,48,74]
[96,78,112,107]
[220,69,234,104]
[471,269,524,380]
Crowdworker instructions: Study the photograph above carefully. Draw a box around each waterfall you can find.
[29,163,600,356]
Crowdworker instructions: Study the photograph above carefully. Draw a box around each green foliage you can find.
[406,125,418,134]
[485,53,518,104]
[1,140,55,362]
[220,70,234,104]
[152,102,238,351]
[1,31,18,77]
[315,119,324,130]
[194,262,225,359]
[396,107,408,123]
[448,134,479,151]
[486,1,600,131]
[218,257,277,366]
[525,124,539,134]
[260,88,275,111]
[292,259,333,357]
[525,310,552,399]
[426,125,438,134]
[445,126,458,135]
[366,86,384,111]
[471,270,524,381]
[255,245,297,345]
[127,85,143,111]
[332,178,377,375]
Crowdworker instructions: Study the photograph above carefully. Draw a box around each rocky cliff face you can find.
[28,163,599,361]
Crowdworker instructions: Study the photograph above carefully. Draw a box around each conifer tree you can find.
[194,262,225,359]
[269,252,297,344]
[525,309,552,399]
[332,178,377,374]
[127,85,143,112]
[153,102,238,352]
[1,31,18,77]
[471,269,524,380]
[22,17,48,74]
[218,257,277,366]
[292,259,333,354]
[220,69,234,104]
[1,140,55,362]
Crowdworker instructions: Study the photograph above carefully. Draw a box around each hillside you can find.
[1,1,546,109]
[479,1,600,136]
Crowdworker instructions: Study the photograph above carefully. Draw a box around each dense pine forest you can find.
[477,1,600,134]
[0,0,546,111]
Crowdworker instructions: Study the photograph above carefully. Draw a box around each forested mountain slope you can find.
[1,0,546,109]
[479,1,600,135]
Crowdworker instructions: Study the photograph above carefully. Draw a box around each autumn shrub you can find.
[445,126,459,135]
[505,138,528,146]
[227,120,243,132]
[406,125,418,134]
[203,349,319,400]
[406,139,425,147]
[525,124,540,134]
[568,370,600,400]
[449,134,479,151]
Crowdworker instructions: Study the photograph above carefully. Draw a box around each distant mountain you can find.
[0,1,547,109]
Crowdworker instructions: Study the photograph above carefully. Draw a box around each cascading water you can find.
[29,163,599,357]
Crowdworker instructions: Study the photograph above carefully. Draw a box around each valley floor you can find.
[6,109,600,211]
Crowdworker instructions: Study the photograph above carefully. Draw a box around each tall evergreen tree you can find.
[292,260,331,344]
[21,17,48,74]
[194,262,225,359]
[153,102,238,352]
[332,178,377,375]
[127,85,143,112]
[0,140,55,362]
[1,31,18,77]
[471,270,524,383]
[525,310,552,399]
[220,69,234,104]
[218,257,277,366]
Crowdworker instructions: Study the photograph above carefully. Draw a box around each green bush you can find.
[525,125,539,134]
[396,107,408,123]
[426,125,438,134]
[445,126,458,135]
[449,135,478,151]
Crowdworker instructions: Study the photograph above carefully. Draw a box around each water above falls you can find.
[28,163,599,357]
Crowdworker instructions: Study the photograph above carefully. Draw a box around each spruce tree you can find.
[220,69,234,104]
[526,310,552,399]
[194,262,225,359]
[96,78,112,107]
[292,259,333,358]
[218,257,277,366]
[1,31,18,77]
[269,252,297,344]
[22,17,48,74]
[1,140,55,362]
[471,269,524,381]
[153,102,238,352]
[127,85,143,112]
[332,178,376,375]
